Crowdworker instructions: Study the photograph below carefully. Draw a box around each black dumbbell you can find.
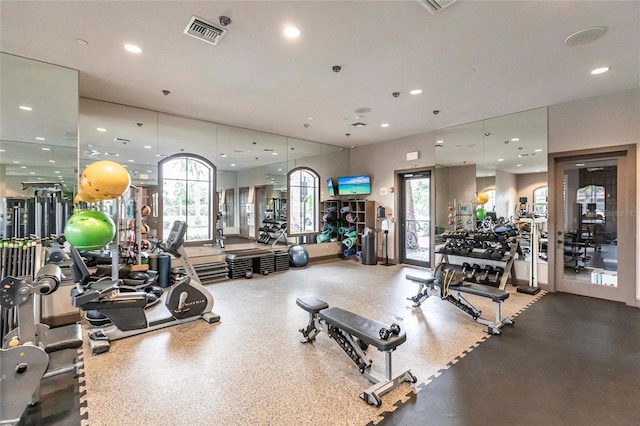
[379,323,401,340]
[469,264,482,282]
[478,265,494,284]
[488,266,505,287]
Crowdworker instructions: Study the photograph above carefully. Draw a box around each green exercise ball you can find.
[64,210,116,250]
[476,207,487,221]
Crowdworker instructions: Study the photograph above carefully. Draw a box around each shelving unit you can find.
[343,199,377,253]
[436,231,520,290]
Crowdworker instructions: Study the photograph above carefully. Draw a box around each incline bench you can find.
[296,297,416,406]
[406,268,514,335]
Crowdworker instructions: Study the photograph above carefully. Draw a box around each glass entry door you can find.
[239,187,249,238]
[399,170,432,267]
[553,148,635,303]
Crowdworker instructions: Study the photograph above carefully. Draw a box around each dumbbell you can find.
[461,262,472,279]
[468,264,482,282]
[487,267,504,287]
[379,323,401,340]
[478,265,494,284]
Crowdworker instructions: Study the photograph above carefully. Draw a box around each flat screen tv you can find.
[326,178,337,197]
[337,175,371,195]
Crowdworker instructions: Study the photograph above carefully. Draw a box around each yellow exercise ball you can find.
[476,192,489,205]
[80,160,131,200]
[76,188,100,203]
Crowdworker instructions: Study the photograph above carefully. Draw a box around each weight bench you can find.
[296,297,416,407]
[406,273,514,335]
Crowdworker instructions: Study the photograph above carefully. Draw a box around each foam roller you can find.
[340,206,350,214]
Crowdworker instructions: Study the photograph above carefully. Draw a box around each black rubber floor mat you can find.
[376,293,640,426]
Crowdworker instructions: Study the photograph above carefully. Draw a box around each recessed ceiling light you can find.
[76,39,89,45]
[221,154,227,157]
[41,147,50,151]
[36,137,46,141]
[516,164,522,167]
[534,148,543,152]
[54,171,60,174]
[409,89,423,95]
[278,168,283,171]
[381,123,389,128]
[436,140,444,144]
[49,160,55,163]
[284,26,300,38]
[97,127,106,132]
[565,26,607,47]
[147,170,152,173]
[511,138,520,142]
[307,117,314,121]
[128,159,134,163]
[144,145,152,149]
[123,165,128,168]
[124,44,142,53]
[20,166,27,169]
[498,158,504,162]
[19,105,32,111]
[591,67,609,75]
[13,161,20,164]
[272,152,278,156]
[230,163,236,167]
[0,149,4,152]
[576,163,585,167]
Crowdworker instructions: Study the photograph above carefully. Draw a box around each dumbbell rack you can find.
[435,232,519,290]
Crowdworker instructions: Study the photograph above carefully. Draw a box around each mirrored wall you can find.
[0,53,79,237]
[0,51,349,242]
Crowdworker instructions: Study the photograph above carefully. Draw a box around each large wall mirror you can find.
[434,107,548,230]
[77,98,349,244]
[434,107,548,278]
[0,53,78,238]
[2,52,349,246]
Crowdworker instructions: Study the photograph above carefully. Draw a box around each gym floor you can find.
[20,258,640,425]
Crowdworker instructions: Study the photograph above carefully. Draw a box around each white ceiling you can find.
[1,0,638,149]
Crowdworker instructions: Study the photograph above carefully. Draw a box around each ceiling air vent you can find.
[184,16,227,46]
[419,0,457,15]
[351,122,366,128]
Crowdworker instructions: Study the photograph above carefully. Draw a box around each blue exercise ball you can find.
[289,245,309,267]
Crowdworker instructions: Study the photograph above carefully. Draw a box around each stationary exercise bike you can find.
[71,220,220,355]
[1,264,83,425]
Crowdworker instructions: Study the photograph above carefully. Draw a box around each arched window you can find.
[533,186,548,217]
[159,154,216,243]
[288,167,319,235]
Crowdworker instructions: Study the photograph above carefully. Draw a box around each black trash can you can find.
[361,227,378,265]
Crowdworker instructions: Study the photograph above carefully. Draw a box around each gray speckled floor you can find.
[80,260,543,426]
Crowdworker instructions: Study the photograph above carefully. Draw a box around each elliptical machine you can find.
[71,221,220,355]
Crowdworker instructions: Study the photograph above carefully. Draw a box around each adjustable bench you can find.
[406,273,514,335]
[296,297,416,407]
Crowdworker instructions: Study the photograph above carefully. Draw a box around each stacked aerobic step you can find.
[170,261,229,285]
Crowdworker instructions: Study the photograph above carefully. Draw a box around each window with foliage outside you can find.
[288,167,319,235]
[161,155,215,242]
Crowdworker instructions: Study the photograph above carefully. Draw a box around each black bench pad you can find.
[405,274,435,284]
[450,283,509,302]
[296,297,329,313]
[319,307,406,351]
[42,323,83,353]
